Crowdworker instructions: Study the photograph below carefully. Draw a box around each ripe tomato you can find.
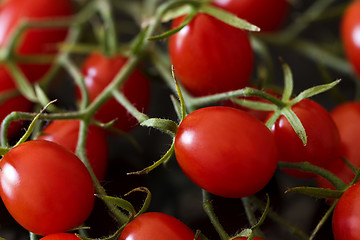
[38,120,109,181]
[212,0,289,32]
[269,99,340,178]
[332,182,360,239]
[0,0,74,89]
[0,140,95,236]
[40,233,80,240]
[0,94,33,141]
[174,106,278,198]
[168,13,253,96]
[80,52,151,132]
[341,1,360,79]
[118,212,197,240]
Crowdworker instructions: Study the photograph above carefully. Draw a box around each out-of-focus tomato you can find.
[0,140,95,236]
[169,13,253,96]
[175,106,278,198]
[269,99,340,178]
[332,182,360,239]
[212,0,289,32]
[118,212,198,240]
[80,52,151,132]
[341,1,360,79]
[38,120,109,181]
[317,102,360,189]
[40,233,80,240]
[0,0,74,89]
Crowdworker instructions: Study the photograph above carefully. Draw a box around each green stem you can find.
[241,197,264,238]
[112,89,149,123]
[29,232,38,240]
[249,196,309,240]
[202,190,230,240]
[309,199,338,240]
[278,162,348,190]
[76,120,129,224]
[97,0,118,56]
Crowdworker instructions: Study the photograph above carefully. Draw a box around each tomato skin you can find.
[0,0,73,89]
[80,52,151,132]
[174,106,278,198]
[317,102,360,189]
[40,233,80,240]
[38,120,109,181]
[341,1,360,79]
[212,0,289,32]
[269,99,340,178]
[0,140,95,236]
[169,13,253,96]
[118,212,197,240]
[332,182,360,240]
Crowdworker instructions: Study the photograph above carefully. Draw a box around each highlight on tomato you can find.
[332,182,360,239]
[118,212,198,240]
[341,0,360,79]
[168,12,253,96]
[0,0,74,88]
[0,140,95,236]
[38,119,109,181]
[40,233,80,240]
[174,106,278,198]
[269,99,340,178]
[212,0,290,32]
[79,52,151,132]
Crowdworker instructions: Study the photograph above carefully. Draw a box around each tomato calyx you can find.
[147,0,260,41]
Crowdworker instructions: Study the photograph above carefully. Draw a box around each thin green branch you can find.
[202,190,230,240]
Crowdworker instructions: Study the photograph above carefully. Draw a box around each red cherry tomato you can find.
[212,0,289,32]
[0,140,95,236]
[341,1,360,79]
[317,102,360,189]
[174,106,278,198]
[0,0,74,89]
[332,182,360,239]
[169,13,253,96]
[38,120,109,181]
[118,212,197,240]
[269,99,340,178]
[80,52,151,132]
[40,233,80,240]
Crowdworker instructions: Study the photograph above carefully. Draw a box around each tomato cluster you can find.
[0,0,359,240]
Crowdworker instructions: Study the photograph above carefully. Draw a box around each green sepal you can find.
[281,59,294,102]
[289,79,341,105]
[140,118,178,136]
[127,138,175,175]
[285,186,344,199]
[199,4,260,32]
[281,107,307,146]
[96,195,136,218]
[34,84,60,112]
[231,98,277,112]
[148,6,197,40]
[124,187,152,218]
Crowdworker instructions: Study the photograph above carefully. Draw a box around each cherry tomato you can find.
[0,0,74,89]
[40,233,80,240]
[0,94,33,141]
[174,106,278,198]
[0,140,95,236]
[38,120,109,181]
[80,52,151,132]
[169,13,253,96]
[332,182,360,239]
[317,102,360,189]
[341,1,360,79]
[269,99,340,178]
[118,212,197,240]
[212,0,289,32]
